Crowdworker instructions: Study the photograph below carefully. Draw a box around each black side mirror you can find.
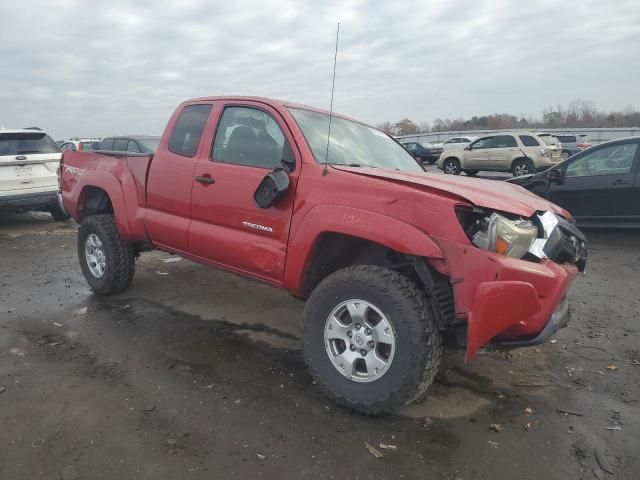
[546,168,564,184]
[254,169,290,209]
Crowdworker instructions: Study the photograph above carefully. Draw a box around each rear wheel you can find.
[464,169,479,176]
[303,266,442,414]
[512,158,535,177]
[49,203,70,222]
[442,158,461,175]
[78,214,135,295]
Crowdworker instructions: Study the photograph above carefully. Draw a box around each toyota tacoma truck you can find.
[59,96,587,414]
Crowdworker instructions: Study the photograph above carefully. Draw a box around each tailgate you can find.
[0,131,61,196]
[547,146,562,163]
[0,153,61,195]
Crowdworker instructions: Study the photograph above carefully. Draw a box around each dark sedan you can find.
[401,142,443,164]
[508,137,640,228]
[100,135,161,154]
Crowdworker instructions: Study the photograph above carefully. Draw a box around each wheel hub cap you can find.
[324,299,396,383]
[84,233,106,278]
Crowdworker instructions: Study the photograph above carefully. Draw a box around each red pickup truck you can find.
[59,96,587,414]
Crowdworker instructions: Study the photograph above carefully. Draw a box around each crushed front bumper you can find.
[496,295,569,348]
[434,212,585,361]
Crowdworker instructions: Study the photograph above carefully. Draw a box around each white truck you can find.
[0,128,69,220]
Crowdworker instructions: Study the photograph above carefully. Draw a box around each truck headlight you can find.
[471,213,538,259]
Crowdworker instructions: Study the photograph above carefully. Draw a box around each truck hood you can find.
[332,166,569,218]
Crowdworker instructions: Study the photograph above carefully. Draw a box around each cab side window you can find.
[566,143,638,177]
[169,104,212,157]
[212,106,292,169]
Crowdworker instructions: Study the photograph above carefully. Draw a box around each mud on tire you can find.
[302,265,442,415]
[78,214,135,295]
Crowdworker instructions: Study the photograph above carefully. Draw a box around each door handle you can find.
[611,179,630,188]
[195,175,215,185]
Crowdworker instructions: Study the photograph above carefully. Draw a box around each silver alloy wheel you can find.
[514,163,531,176]
[324,299,396,383]
[85,233,106,278]
[444,160,458,174]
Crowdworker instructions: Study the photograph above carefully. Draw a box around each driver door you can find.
[548,140,639,224]
[188,102,300,283]
[465,136,494,169]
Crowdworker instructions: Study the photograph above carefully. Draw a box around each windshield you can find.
[288,108,423,172]
[136,137,161,153]
[0,132,60,155]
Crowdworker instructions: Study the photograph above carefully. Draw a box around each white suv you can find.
[436,131,563,177]
[0,129,69,220]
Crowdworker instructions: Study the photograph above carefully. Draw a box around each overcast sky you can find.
[1,0,638,139]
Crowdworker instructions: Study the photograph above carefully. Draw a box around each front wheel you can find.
[442,158,461,175]
[78,214,135,295]
[302,266,442,414]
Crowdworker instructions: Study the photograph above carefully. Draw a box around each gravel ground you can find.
[1,211,639,480]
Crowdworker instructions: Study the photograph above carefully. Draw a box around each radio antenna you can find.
[323,22,340,176]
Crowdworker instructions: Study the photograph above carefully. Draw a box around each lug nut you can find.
[360,349,367,356]
[355,323,361,330]
[365,328,371,335]
[368,341,375,348]
[350,344,356,351]
[347,331,353,338]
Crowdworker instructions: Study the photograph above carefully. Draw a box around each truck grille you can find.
[543,216,587,272]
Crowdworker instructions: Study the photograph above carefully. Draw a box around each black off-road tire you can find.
[442,157,461,175]
[78,214,135,295]
[49,202,70,221]
[303,266,442,415]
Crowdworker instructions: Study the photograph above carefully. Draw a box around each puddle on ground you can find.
[400,385,491,419]
[235,329,300,351]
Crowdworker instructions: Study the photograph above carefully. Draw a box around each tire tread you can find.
[303,266,442,415]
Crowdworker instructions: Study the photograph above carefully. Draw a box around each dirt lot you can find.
[1,212,639,480]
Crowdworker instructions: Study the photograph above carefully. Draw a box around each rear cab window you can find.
[0,132,59,156]
[169,104,213,157]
